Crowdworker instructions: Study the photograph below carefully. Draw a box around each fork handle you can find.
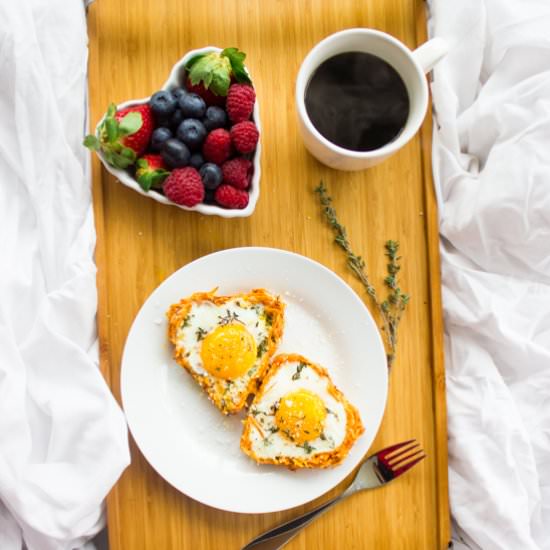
[241,494,346,550]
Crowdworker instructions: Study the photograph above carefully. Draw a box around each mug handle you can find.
[411,37,448,73]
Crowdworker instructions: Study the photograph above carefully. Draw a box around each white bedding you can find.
[429,1,550,548]
[0,1,129,549]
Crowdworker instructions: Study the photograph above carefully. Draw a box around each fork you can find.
[241,440,426,550]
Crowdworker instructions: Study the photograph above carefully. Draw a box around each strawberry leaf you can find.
[210,71,230,96]
[137,169,168,192]
[111,151,135,169]
[137,172,154,191]
[105,118,118,143]
[202,71,214,88]
[185,53,206,70]
[83,135,99,150]
[103,150,114,166]
[151,170,169,188]
[106,103,117,117]
[118,112,142,137]
[120,147,136,161]
[222,47,252,85]
[188,51,232,96]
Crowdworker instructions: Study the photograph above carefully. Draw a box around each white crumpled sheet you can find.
[429,1,550,548]
[0,1,129,549]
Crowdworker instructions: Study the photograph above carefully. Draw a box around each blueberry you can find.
[199,163,223,190]
[189,153,205,170]
[203,189,217,204]
[177,119,207,150]
[178,93,206,118]
[171,88,187,102]
[151,127,173,151]
[153,113,174,128]
[150,91,178,118]
[171,109,183,129]
[203,106,227,131]
[161,138,190,168]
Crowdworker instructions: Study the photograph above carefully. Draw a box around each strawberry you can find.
[84,103,153,169]
[186,80,226,107]
[185,47,251,100]
[135,154,169,191]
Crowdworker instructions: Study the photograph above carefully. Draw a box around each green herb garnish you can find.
[315,181,410,369]
[218,309,243,326]
[256,338,268,358]
[182,314,193,328]
[291,362,306,380]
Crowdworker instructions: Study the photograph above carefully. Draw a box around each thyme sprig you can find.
[291,362,306,380]
[195,327,208,341]
[218,309,243,326]
[315,181,410,368]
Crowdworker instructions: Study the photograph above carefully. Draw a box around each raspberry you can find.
[222,158,253,190]
[203,128,232,164]
[226,84,255,123]
[163,167,204,207]
[215,184,249,209]
[230,121,259,154]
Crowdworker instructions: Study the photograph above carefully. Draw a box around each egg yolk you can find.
[200,324,257,380]
[275,389,327,444]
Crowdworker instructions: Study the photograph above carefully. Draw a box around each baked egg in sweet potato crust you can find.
[240,353,365,469]
[167,288,285,415]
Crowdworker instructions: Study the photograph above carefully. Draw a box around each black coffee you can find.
[305,52,410,152]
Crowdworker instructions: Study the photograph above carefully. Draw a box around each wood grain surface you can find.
[87,0,450,548]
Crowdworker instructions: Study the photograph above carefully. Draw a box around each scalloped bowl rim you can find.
[95,46,261,218]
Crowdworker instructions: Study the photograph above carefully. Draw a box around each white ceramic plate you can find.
[121,247,388,513]
[95,47,261,218]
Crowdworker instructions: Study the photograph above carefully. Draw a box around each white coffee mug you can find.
[296,28,448,171]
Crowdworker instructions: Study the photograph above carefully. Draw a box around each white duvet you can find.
[429,1,550,548]
[0,1,129,549]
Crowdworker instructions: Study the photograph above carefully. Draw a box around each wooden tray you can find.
[88,1,449,548]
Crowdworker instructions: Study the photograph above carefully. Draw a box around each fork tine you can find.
[391,448,424,469]
[376,439,416,459]
[385,441,420,464]
[392,453,426,477]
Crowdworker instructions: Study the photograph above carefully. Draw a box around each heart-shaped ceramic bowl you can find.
[95,47,261,218]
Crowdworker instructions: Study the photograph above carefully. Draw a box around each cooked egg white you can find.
[241,354,363,467]
[175,299,269,404]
